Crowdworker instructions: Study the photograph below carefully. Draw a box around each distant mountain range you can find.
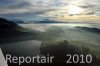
[9,19,25,24]
[33,19,67,23]
[76,26,100,33]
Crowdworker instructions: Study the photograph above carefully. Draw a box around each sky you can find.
[0,0,100,22]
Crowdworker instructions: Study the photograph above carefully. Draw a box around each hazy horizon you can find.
[0,0,100,22]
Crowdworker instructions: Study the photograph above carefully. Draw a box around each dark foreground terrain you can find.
[0,18,100,66]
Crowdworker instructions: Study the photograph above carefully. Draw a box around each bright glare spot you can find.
[67,5,83,14]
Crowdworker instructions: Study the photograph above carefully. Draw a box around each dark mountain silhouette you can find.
[0,18,23,33]
[0,18,38,44]
[0,18,19,28]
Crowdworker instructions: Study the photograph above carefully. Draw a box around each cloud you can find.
[0,7,57,21]
[79,5,96,8]
[0,0,100,21]
[0,0,59,20]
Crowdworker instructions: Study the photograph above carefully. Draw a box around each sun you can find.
[67,5,83,14]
